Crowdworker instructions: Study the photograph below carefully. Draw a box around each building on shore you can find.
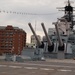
[30,35,41,47]
[0,25,26,55]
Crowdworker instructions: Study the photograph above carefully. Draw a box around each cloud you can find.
[0,0,75,43]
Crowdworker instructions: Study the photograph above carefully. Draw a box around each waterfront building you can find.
[31,35,41,46]
[0,25,26,55]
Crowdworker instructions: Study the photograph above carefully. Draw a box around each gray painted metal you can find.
[41,23,52,46]
[55,22,63,46]
[28,23,41,46]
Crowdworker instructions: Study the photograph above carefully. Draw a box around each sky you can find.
[0,0,75,43]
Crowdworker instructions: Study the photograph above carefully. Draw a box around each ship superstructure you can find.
[52,0,75,53]
[28,0,75,59]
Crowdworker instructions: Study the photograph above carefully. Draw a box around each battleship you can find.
[0,0,75,61]
[27,0,75,60]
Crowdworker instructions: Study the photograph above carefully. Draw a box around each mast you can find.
[57,0,75,29]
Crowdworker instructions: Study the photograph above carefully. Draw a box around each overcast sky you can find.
[0,0,75,43]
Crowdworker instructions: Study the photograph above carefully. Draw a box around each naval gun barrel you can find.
[28,23,42,47]
[41,23,52,46]
[41,23,54,52]
[54,22,64,51]
[55,23,63,46]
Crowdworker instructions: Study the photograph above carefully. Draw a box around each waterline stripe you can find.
[24,67,38,69]
[40,68,54,71]
[0,65,7,67]
[57,69,72,72]
[9,65,22,68]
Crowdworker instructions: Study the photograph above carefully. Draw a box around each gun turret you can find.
[41,23,54,52]
[54,22,64,51]
[28,23,44,48]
